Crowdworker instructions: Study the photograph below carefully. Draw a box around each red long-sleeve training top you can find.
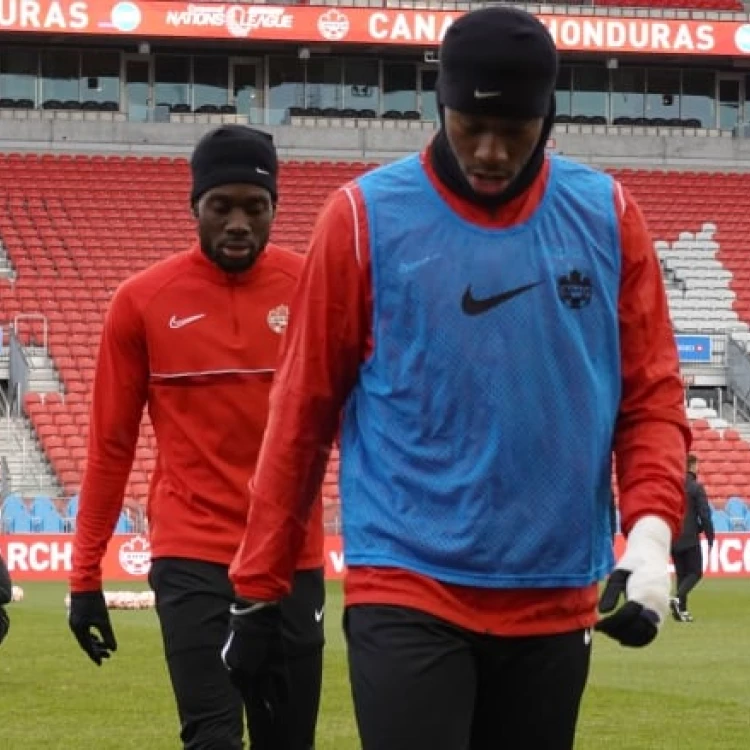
[229,152,690,636]
[70,244,323,593]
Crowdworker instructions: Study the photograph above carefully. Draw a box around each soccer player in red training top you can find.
[221,9,689,750]
[67,126,324,750]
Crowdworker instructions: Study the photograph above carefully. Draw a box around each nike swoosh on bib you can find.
[461,281,542,316]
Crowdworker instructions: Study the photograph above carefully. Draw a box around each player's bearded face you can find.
[196,184,274,273]
[444,109,544,197]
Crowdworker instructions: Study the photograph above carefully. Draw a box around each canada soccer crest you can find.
[267,304,289,334]
[118,535,152,576]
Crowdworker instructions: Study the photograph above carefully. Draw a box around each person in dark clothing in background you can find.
[670,454,714,623]
[0,552,11,646]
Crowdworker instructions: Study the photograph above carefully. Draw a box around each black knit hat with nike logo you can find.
[437,7,558,119]
[190,124,278,205]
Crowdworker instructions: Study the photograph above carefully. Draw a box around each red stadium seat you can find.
[6,152,750,511]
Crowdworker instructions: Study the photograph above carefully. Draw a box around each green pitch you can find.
[0,580,747,748]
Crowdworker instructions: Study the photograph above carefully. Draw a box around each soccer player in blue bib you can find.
[222,8,689,748]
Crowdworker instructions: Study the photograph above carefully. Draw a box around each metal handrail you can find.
[13,313,49,352]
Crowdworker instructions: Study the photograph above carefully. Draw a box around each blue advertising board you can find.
[675,335,712,363]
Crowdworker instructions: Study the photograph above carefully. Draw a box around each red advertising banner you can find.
[1,533,749,581]
[0,533,152,581]
[2,2,750,56]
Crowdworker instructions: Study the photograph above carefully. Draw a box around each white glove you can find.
[595,515,672,647]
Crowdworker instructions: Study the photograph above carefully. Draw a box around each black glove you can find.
[594,570,660,648]
[222,598,292,742]
[222,599,285,690]
[68,591,118,666]
[0,605,9,646]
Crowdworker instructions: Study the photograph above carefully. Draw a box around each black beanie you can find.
[437,7,558,119]
[190,125,278,205]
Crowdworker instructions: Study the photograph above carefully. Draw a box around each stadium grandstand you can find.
[3,0,750,542]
